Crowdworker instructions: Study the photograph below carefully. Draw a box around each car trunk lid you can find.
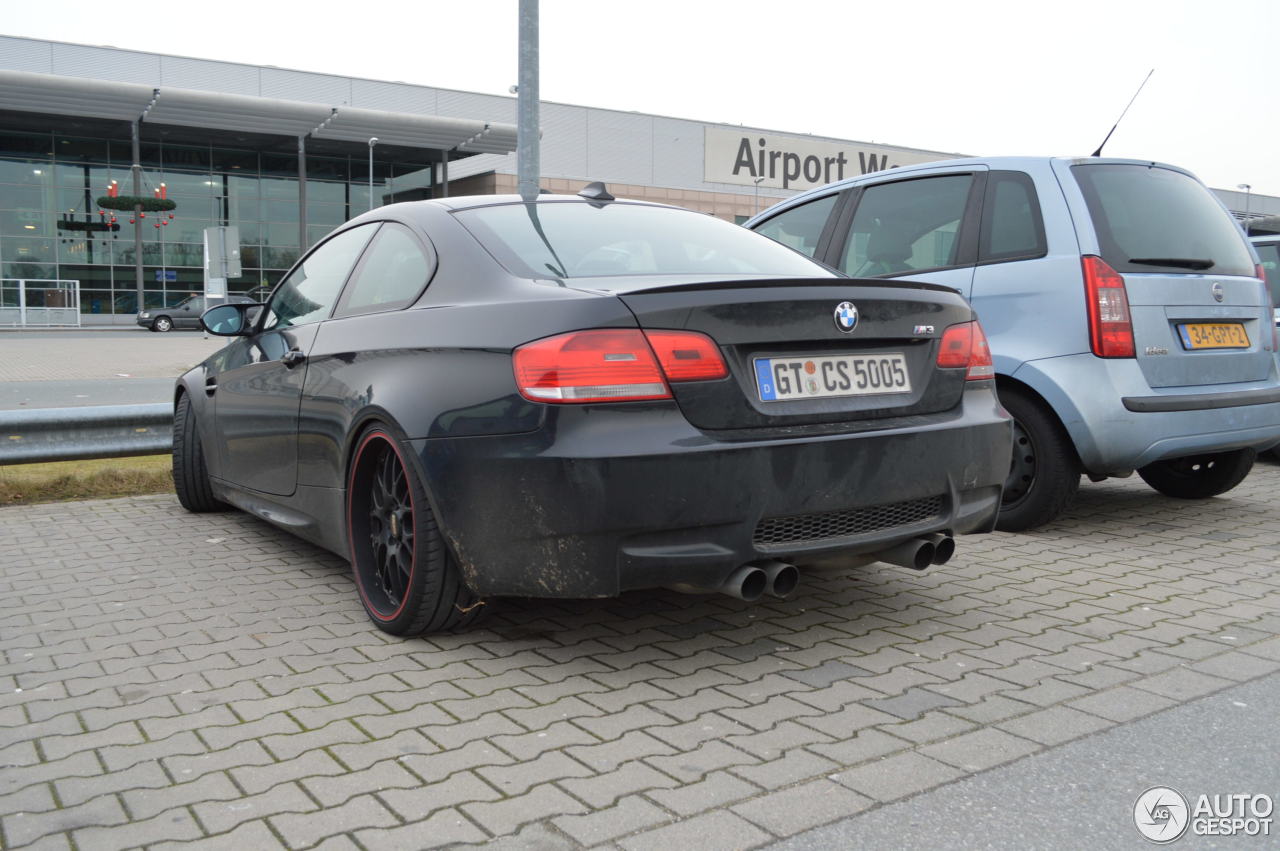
[607,278,975,431]
[1125,272,1273,388]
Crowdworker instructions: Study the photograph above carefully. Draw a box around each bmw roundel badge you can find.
[834,301,859,333]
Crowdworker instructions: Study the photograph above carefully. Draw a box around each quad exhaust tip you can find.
[721,565,768,602]
[670,535,954,602]
[668,560,801,602]
[878,537,936,571]
[758,560,799,598]
[928,534,956,565]
[879,534,956,570]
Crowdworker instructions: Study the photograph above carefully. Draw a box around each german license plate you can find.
[754,353,911,402]
[1177,323,1250,350]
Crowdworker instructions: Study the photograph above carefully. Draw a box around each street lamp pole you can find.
[516,0,540,202]
[754,177,764,215]
[368,138,378,212]
[1237,183,1252,230]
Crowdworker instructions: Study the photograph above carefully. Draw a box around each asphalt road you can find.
[0,327,218,409]
[0,378,176,410]
[769,670,1280,850]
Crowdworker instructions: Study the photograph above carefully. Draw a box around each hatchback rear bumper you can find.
[412,387,1010,598]
[1016,355,1280,472]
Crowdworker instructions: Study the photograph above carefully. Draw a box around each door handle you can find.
[281,348,307,367]
[205,376,217,395]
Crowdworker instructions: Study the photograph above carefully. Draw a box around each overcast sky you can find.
[5,0,1277,198]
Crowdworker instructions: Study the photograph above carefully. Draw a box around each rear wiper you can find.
[1128,257,1214,270]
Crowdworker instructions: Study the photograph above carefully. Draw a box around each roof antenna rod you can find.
[1091,69,1154,157]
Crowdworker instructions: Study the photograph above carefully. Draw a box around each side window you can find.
[335,223,433,317]
[751,194,839,258]
[979,171,1046,263]
[1256,242,1280,307]
[264,224,377,330]
[840,175,973,277]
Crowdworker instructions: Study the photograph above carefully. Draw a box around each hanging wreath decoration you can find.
[96,195,176,212]
[97,179,178,222]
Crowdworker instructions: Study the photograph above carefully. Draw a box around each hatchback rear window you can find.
[455,201,831,284]
[1071,164,1254,277]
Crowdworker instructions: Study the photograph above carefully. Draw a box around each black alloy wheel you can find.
[1137,449,1256,499]
[364,439,414,613]
[347,426,483,635]
[994,388,1080,532]
[171,392,227,513]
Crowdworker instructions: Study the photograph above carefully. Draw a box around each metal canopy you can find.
[146,87,331,137]
[0,69,517,154]
[0,70,153,122]
[317,106,516,154]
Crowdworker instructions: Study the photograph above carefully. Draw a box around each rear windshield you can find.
[454,201,832,283]
[1254,240,1280,306]
[1072,164,1255,277]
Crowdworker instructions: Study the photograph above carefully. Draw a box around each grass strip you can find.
[0,455,173,505]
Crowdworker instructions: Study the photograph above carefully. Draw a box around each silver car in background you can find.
[747,157,1280,530]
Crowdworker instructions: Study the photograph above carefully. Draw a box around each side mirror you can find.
[201,303,261,336]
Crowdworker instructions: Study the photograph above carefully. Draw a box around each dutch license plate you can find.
[754,353,911,402]
[1177,323,1250,350]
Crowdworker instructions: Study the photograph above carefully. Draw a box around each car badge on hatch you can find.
[1211,282,1225,303]
[834,301,859,333]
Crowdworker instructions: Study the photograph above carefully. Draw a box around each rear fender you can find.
[997,369,1092,473]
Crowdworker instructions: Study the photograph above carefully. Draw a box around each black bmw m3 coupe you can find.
[176,185,1011,635]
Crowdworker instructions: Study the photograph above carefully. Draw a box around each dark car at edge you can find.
[175,188,1011,635]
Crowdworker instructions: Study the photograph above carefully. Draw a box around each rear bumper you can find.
[1015,354,1280,472]
[1121,386,1280,412]
[412,387,1010,598]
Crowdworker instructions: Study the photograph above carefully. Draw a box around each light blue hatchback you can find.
[746,157,1280,530]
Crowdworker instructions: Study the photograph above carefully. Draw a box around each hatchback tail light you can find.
[1082,255,1135,358]
[513,328,727,403]
[936,320,995,380]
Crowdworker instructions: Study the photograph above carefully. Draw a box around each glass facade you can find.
[0,127,434,319]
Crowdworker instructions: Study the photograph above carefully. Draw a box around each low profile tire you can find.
[1137,449,1256,499]
[995,388,1080,532]
[347,426,484,636]
[172,392,226,512]
[152,316,173,332]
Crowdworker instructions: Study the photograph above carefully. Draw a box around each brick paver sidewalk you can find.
[2,464,1279,849]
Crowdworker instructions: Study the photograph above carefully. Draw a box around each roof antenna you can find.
[1091,69,1154,157]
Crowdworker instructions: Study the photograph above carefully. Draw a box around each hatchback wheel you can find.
[995,388,1080,532]
[1137,449,1255,499]
[151,316,173,332]
[347,426,484,635]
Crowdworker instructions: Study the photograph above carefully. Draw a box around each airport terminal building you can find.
[1,34,1276,324]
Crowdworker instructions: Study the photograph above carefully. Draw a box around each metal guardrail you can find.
[0,403,173,464]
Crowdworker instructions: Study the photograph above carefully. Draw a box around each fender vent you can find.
[754,496,944,547]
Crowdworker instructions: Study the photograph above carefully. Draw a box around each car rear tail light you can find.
[1256,263,1266,284]
[513,328,727,403]
[1082,255,1135,358]
[643,330,729,382]
[936,320,995,380]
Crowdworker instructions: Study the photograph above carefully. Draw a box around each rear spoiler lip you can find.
[569,276,962,297]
